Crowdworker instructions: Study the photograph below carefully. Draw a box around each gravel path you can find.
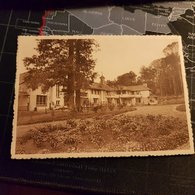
[124,104,187,119]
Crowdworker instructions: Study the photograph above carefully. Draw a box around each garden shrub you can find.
[20,113,189,153]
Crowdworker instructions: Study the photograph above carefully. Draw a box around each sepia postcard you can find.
[11,35,194,159]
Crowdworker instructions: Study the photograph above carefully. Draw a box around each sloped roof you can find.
[116,85,150,91]
[89,83,150,92]
[89,83,114,91]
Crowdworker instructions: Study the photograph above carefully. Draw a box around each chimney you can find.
[100,75,105,85]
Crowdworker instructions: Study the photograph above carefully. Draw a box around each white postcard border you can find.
[11,35,194,159]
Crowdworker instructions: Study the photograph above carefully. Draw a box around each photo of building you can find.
[18,73,156,111]
[12,35,194,159]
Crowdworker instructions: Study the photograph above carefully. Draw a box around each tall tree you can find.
[139,42,183,96]
[74,39,98,111]
[163,42,183,96]
[23,39,98,111]
[139,62,159,94]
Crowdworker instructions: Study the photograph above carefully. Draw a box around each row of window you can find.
[91,89,101,95]
[56,85,141,97]
[36,95,60,107]
[36,95,47,106]
[43,85,142,97]
[36,91,141,107]
[91,90,140,95]
[117,91,140,95]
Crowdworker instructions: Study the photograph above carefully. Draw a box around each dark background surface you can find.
[0,1,195,194]
[0,183,86,195]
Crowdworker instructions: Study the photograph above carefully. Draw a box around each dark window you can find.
[93,98,98,103]
[56,100,60,106]
[36,95,47,106]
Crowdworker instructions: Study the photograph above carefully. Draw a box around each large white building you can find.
[18,73,155,111]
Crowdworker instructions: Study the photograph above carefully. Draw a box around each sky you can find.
[17,35,181,81]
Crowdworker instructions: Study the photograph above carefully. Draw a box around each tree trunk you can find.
[66,72,75,110]
[75,40,82,112]
[66,40,75,110]
[76,89,81,112]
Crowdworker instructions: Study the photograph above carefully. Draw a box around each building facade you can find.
[18,73,156,111]
[19,73,65,111]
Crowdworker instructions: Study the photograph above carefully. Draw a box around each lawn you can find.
[16,110,190,154]
[176,104,186,112]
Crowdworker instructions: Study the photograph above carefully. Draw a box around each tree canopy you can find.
[107,71,137,87]
[24,38,99,111]
[116,71,137,86]
[139,42,183,96]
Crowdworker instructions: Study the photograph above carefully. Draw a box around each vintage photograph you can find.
[12,35,194,159]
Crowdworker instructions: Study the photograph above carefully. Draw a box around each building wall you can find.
[22,85,151,111]
[101,91,108,104]
[140,90,150,98]
[86,89,117,105]
[29,87,49,111]
[140,90,150,105]
[141,97,149,105]
[87,89,102,105]
[85,89,150,106]
[48,85,64,109]
[28,85,64,111]
[18,81,31,111]
[120,97,136,106]
[131,98,136,105]
[18,95,29,111]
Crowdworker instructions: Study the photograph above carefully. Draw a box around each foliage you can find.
[18,113,189,153]
[24,39,99,111]
[107,71,137,87]
[116,71,137,86]
[108,104,115,111]
[139,42,183,96]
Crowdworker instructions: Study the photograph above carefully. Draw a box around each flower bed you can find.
[16,114,189,154]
